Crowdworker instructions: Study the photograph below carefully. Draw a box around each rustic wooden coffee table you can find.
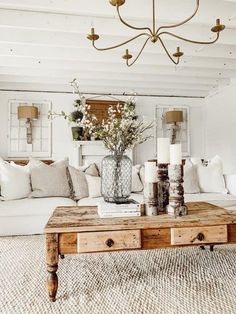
[44,202,236,302]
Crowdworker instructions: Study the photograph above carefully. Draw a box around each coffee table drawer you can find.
[77,230,141,253]
[171,225,228,245]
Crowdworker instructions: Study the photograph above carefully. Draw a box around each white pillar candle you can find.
[170,144,182,165]
[157,138,170,164]
[144,161,157,183]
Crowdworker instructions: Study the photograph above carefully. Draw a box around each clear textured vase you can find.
[101,154,132,203]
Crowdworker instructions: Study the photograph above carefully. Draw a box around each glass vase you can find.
[101,154,132,203]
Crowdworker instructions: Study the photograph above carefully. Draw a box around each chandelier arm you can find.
[156,0,200,34]
[117,5,153,35]
[158,31,220,45]
[158,37,179,65]
[92,32,150,51]
[126,37,151,67]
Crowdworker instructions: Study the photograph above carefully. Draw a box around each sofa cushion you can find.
[0,158,31,201]
[192,155,227,194]
[85,174,101,198]
[0,197,76,217]
[183,160,200,194]
[30,159,70,198]
[68,164,100,200]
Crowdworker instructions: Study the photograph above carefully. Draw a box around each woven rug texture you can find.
[0,235,236,314]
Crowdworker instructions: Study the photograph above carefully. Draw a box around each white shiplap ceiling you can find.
[0,0,236,97]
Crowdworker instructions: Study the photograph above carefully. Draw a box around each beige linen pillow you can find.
[85,174,101,198]
[68,163,100,200]
[183,160,200,194]
[30,159,70,198]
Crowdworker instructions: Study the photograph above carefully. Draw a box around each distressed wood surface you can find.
[77,230,141,253]
[46,233,59,302]
[144,182,158,216]
[171,225,228,245]
[227,224,236,242]
[157,163,169,213]
[44,202,236,234]
[142,228,171,249]
[6,159,53,166]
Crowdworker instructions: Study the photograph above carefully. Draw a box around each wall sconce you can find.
[17,106,39,144]
[165,110,184,144]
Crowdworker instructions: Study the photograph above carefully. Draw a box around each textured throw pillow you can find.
[194,155,227,194]
[68,163,100,200]
[132,165,143,192]
[0,158,31,200]
[80,163,100,177]
[30,159,70,198]
[68,166,89,200]
[183,160,200,194]
[85,174,101,198]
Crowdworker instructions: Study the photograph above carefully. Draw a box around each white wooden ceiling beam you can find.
[0,0,234,26]
[1,56,235,79]
[0,81,209,98]
[0,68,229,86]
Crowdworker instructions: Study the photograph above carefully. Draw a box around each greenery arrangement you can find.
[48,79,153,146]
[95,99,153,155]
[48,80,97,140]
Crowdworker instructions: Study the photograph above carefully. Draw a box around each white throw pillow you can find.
[194,155,227,194]
[30,159,70,198]
[183,160,200,194]
[0,158,31,200]
[132,165,143,192]
[224,174,236,195]
[85,174,101,198]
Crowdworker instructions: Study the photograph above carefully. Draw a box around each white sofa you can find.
[1,191,236,236]
[1,157,236,237]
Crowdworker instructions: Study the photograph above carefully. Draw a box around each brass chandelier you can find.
[87,0,225,67]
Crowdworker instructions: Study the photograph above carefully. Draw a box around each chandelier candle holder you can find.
[167,144,188,217]
[157,138,170,213]
[87,0,225,67]
[144,161,158,216]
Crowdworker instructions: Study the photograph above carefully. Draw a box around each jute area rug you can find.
[1,236,236,314]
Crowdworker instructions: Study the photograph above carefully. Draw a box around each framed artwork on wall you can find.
[155,105,190,157]
[8,100,52,158]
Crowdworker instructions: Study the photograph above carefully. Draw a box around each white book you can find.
[98,210,141,218]
[97,200,141,212]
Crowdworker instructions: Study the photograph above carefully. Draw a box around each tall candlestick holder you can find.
[144,182,158,216]
[157,163,169,213]
[167,164,188,217]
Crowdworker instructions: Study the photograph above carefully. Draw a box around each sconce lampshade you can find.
[165,110,183,124]
[17,106,38,120]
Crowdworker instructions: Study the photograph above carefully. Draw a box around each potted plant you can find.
[94,100,153,203]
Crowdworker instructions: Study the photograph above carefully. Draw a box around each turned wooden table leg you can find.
[46,233,59,302]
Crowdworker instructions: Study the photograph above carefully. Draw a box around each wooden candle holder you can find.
[167,164,188,217]
[144,182,158,216]
[157,163,169,213]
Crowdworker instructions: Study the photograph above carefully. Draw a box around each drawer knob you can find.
[197,233,205,241]
[105,238,114,247]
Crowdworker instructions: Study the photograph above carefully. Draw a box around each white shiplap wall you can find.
[0,91,205,164]
[205,81,236,173]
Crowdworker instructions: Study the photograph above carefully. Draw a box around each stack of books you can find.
[97,200,142,218]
